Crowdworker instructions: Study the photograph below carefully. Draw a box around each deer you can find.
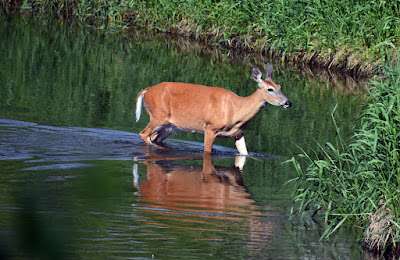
[135,64,292,155]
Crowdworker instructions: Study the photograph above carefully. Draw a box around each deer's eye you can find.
[267,88,274,92]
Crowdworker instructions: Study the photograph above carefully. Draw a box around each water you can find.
[0,12,364,259]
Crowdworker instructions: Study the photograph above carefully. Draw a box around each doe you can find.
[135,64,292,155]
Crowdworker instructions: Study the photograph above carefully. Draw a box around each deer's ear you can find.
[265,63,273,79]
[252,67,262,83]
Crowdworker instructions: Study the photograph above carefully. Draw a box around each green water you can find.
[0,12,364,259]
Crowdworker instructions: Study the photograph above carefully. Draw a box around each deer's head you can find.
[252,64,292,109]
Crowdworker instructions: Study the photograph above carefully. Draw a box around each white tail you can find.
[136,90,147,122]
[135,64,291,155]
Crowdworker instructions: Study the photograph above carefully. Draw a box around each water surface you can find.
[0,12,364,259]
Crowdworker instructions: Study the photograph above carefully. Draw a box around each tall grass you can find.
[130,1,400,63]
[288,61,400,255]
[2,0,400,74]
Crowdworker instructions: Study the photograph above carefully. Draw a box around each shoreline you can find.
[2,1,398,79]
[123,28,367,95]
[141,25,379,79]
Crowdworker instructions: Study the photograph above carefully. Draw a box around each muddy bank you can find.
[362,207,400,259]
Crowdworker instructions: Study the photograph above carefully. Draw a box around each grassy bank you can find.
[1,0,400,77]
[288,61,400,257]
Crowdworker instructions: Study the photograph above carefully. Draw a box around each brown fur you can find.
[136,65,291,154]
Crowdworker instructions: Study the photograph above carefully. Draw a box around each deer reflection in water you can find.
[133,152,277,251]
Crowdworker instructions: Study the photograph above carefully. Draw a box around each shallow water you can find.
[0,12,364,259]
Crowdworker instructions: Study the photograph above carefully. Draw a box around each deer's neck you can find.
[234,89,266,122]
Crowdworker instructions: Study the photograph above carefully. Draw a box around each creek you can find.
[0,13,364,259]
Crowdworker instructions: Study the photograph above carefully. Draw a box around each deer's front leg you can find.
[235,135,248,155]
[204,128,216,154]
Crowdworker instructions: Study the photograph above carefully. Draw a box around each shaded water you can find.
[0,13,364,259]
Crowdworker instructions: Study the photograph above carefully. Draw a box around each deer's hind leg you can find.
[139,121,160,145]
[152,124,176,145]
[139,92,172,149]
[139,118,173,149]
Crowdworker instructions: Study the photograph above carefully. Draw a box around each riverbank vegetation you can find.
[1,0,400,77]
[288,61,400,257]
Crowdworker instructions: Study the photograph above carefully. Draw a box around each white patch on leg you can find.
[234,156,247,171]
[235,136,248,155]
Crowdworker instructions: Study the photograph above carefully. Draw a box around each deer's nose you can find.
[282,100,292,108]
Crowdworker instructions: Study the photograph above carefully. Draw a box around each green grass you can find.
[126,0,400,71]
[288,61,400,255]
[2,0,400,75]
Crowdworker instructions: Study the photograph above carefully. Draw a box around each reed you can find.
[288,61,400,256]
[1,0,399,75]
